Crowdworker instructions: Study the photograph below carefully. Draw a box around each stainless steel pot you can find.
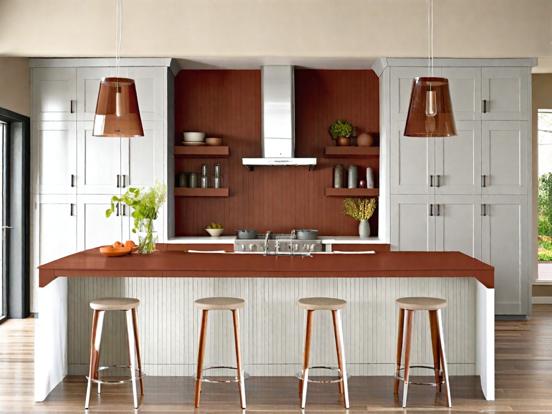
[295,229,319,240]
[237,229,258,240]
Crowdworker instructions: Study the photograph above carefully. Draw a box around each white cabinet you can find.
[32,68,76,121]
[481,196,528,314]
[481,121,528,195]
[390,195,435,251]
[441,67,481,121]
[77,196,126,250]
[482,68,529,121]
[36,121,77,195]
[37,196,77,264]
[76,67,119,120]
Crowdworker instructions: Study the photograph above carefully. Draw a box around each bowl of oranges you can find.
[99,240,137,257]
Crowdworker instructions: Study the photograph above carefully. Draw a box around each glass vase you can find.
[138,219,157,254]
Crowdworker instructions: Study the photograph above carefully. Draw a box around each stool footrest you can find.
[197,366,249,384]
[296,366,348,384]
[85,365,145,385]
[395,365,444,387]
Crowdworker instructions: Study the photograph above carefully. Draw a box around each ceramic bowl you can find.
[205,228,224,237]
[182,132,206,142]
[205,137,223,146]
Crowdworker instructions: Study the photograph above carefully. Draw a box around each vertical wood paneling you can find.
[68,277,476,376]
[173,69,380,237]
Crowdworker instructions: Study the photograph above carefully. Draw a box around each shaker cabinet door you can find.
[32,68,77,121]
[481,121,528,195]
[434,121,482,195]
[481,67,529,121]
[390,195,436,251]
[481,196,528,315]
[127,67,165,121]
[440,67,481,121]
[36,121,77,195]
[76,121,122,195]
[77,195,124,250]
[390,123,435,195]
[37,197,78,264]
[76,67,121,121]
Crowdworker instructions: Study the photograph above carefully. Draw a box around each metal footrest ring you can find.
[295,366,348,384]
[197,366,249,384]
[395,365,444,387]
[85,364,145,385]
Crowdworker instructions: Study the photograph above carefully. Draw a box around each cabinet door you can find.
[434,195,481,259]
[434,121,481,195]
[440,67,481,121]
[481,196,528,315]
[32,68,76,121]
[77,196,124,250]
[36,121,77,195]
[76,67,120,121]
[481,67,529,121]
[37,197,77,264]
[77,121,122,194]
[390,67,435,121]
[481,121,528,195]
[390,195,435,251]
[390,122,435,194]
[127,67,165,121]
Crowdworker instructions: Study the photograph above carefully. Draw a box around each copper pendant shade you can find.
[404,77,456,137]
[93,77,144,137]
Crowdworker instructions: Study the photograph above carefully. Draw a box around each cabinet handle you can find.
[116,174,120,188]
[429,175,434,188]
[122,204,127,216]
[481,203,488,216]
[122,174,127,188]
[116,202,120,217]
[70,99,76,114]
[435,204,441,216]
[482,99,488,114]
[435,174,441,188]
[70,203,75,216]
[429,204,434,216]
[481,174,489,188]
[70,174,76,187]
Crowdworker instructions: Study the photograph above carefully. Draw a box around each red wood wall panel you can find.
[174,69,379,237]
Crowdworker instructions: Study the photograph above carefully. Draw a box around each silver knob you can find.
[249,243,256,252]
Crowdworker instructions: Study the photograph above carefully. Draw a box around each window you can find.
[537,109,552,280]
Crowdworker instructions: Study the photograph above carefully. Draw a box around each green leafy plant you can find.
[329,119,354,140]
[106,183,167,254]
[343,198,377,221]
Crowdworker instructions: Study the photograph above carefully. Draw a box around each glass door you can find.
[0,121,6,320]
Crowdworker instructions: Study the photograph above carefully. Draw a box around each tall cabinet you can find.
[378,58,534,315]
[30,58,174,311]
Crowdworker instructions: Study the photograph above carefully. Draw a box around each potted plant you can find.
[106,183,167,254]
[343,197,377,239]
[329,119,354,146]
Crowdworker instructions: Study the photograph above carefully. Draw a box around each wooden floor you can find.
[2,306,552,413]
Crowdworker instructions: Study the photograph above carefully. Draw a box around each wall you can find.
[174,69,380,237]
[0,57,30,116]
[0,0,550,65]
[532,74,552,283]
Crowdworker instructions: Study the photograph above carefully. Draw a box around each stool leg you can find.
[331,311,344,396]
[194,309,209,408]
[131,308,144,396]
[231,309,247,409]
[93,311,105,395]
[436,309,452,407]
[125,310,139,409]
[300,309,313,409]
[85,310,102,409]
[402,310,414,408]
[394,308,405,396]
[429,310,442,392]
[333,309,350,409]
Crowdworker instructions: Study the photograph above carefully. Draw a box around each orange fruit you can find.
[112,241,123,248]
[124,240,136,248]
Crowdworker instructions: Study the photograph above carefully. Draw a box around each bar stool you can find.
[194,297,246,409]
[297,297,350,409]
[394,297,451,408]
[85,297,144,410]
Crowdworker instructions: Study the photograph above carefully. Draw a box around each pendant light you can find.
[93,0,143,137]
[404,0,456,137]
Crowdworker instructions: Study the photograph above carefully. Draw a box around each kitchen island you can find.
[36,245,495,402]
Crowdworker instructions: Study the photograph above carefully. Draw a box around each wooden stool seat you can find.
[89,297,140,311]
[297,297,349,409]
[297,297,347,310]
[396,297,447,311]
[194,297,245,310]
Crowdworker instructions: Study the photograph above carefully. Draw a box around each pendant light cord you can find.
[427,0,434,78]
[116,0,122,78]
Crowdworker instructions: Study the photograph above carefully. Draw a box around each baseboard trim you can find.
[532,296,552,304]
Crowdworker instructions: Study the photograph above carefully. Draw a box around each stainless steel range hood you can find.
[242,66,317,168]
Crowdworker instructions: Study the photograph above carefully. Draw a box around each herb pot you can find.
[337,137,351,146]
[359,220,370,239]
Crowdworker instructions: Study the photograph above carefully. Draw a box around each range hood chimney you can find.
[242,66,317,168]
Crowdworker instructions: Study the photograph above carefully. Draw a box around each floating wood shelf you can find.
[174,145,230,157]
[325,188,379,197]
[174,188,229,197]
[324,146,379,158]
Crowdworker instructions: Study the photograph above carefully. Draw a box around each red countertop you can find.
[38,244,494,288]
